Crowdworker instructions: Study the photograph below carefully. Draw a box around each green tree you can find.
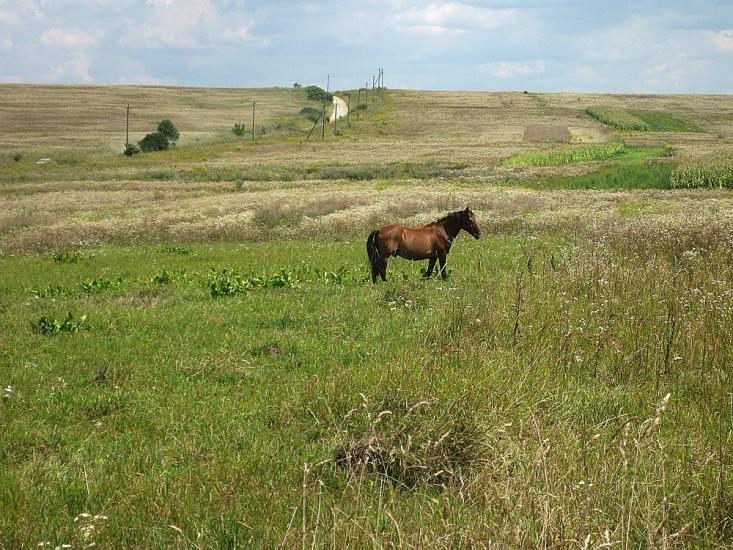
[157,119,179,142]
[138,132,169,152]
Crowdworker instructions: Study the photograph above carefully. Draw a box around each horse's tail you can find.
[366,230,380,269]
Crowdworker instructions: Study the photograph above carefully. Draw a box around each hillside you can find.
[1,85,732,548]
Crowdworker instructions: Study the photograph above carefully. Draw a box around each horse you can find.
[366,207,481,283]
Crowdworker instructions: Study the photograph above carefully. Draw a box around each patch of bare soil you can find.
[523,125,571,143]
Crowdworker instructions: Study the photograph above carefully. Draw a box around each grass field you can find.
[1,84,732,548]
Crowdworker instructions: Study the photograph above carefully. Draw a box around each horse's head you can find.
[461,207,481,239]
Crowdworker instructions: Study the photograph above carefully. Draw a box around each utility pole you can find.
[251,100,256,143]
[321,105,326,141]
[356,88,361,120]
[326,74,330,93]
[372,75,375,100]
[365,82,369,106]
[125,103,130,149]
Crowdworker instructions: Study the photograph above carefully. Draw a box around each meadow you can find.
[0,84,732,548]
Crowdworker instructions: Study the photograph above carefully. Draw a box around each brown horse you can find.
[366,207,481,283]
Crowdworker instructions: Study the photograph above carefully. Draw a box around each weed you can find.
[79,277,121,294]
[32,312,90,335]
[28,284,64,299]
[161,246,191,255]
[52,251,82,264]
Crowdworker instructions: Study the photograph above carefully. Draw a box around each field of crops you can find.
[1,85,732,548]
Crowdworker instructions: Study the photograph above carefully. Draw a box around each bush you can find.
[232,122,247,137]
[305,85,332,104]
[13,153,22,162]
[157,119,179,142]
[299,107,322,123]
[123,143,139,157]
[138,132,169,152]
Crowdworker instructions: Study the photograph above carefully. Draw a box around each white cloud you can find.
[119,0,253,49]
[479,60,546,78]
[41,27,100,49]
[396,2,517,35]
[0,3,42,26]
[0,32,11,50]
[709,29,733,53]
[46,54,93,83]
[115,73,177,85]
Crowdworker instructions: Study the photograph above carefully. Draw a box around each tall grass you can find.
[586,106,649,131]
[1,234,731,547]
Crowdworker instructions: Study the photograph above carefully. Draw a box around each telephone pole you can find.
[251,100,256,143]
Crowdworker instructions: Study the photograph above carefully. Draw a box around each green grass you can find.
[632,111,704,132]
[586,106,649,131]
[1,237,732,547]
[521,146,676,190]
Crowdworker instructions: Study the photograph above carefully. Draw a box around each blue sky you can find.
[1,0,731,92]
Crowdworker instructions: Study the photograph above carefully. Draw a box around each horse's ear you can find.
[465,207,470,213]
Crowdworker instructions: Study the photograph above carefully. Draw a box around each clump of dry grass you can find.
[334,394,488,489]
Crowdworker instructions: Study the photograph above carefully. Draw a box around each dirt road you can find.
[328,95,348,122]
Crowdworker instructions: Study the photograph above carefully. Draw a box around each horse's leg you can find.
[438,253,448,280]
[371,262,379,284]
[424,257,436,278]
[379,259,388,282]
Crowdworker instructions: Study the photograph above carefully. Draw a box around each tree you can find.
[157,119,179,143]
[138,132,169,152]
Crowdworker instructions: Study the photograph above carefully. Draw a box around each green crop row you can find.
[670,154,733,189]
[505,142,626,166]
[586,106,649,131]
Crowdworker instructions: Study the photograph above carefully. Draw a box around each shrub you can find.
[299,107,322,123]
[305,85,332,104]
[232,122,247,137]
[13,153,22,162]
[670,155,733,189]
[123,143,140,156]
[586,106,649,131]
[293,82,302,88]
[32,312,89,335]
[157,119,179,142]
[138,132,169,152]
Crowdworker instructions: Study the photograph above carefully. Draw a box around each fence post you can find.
[356,89,361,121]
[333,103,338,135]
[125,103,130,149]
[346,94,351,127]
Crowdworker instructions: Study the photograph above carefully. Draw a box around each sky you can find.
[0,0,731,93]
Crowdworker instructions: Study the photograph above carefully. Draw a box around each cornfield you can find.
[586,106,650,131]
[505,142,626,166]
[670,154,733,189]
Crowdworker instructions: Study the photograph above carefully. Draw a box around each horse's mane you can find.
[425,210,464,227]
